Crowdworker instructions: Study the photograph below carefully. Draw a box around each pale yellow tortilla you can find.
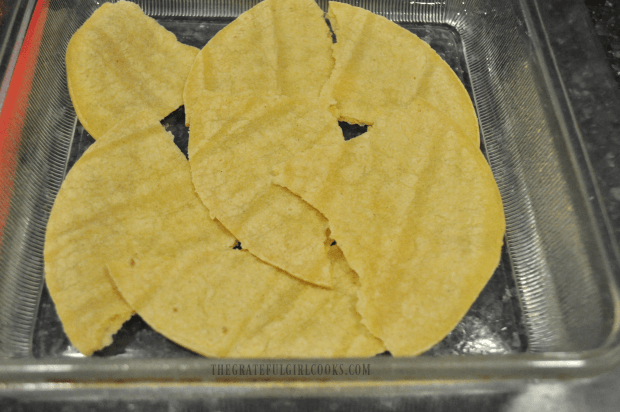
[273,98,505,356]
[183,0,334,125]
[44,112,235,355]
[189,91,342,288]
[322,1,479,146]
[66,1,199,139]
[107,243,385,358]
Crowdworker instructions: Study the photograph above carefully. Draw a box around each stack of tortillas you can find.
[45,0,504,358]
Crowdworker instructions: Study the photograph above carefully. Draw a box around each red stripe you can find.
[0,0,49,239]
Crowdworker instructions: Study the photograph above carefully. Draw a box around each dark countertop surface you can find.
[587,0,620,86]
[583,0,620,243]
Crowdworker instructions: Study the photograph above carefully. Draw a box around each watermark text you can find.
[211,363,370,376]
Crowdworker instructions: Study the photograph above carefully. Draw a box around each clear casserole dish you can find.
[0,0,619,392]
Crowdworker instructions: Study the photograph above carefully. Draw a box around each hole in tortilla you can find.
[161,105,189,159]
[339,121,368,141]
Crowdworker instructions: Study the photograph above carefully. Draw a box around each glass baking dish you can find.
[0,0,619,385]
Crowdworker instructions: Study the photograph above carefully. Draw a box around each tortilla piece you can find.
[183,0,333,125]
[107,244,385,358]
[189,91,341,288]
[44,112,235,355]
[66,1,199,139]
[322,1,479,146]
[273,98,505,356]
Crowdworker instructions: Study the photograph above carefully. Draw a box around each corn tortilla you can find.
[183,0,334,125]
[322,1,479,146]
[66,1,198,139]
[273,98,505,356]
[44,112,235,355]
[189,91,342,288]
[107,243,385,358]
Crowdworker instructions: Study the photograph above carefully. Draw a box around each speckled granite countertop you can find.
[582,0,620,243]
[587,0,620,86]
